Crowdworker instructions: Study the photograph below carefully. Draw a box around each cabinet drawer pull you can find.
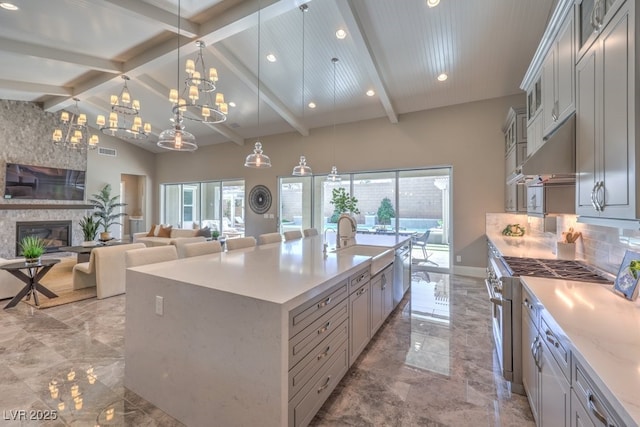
[354,273,366,284]
[544,329,557,347]
[317,375,332,393]
[381,284,386,290]
[317,346,331,361]
[317,297,332,309]
[317,321,331,335]
[357,287,367,296]
[587,391,609,425]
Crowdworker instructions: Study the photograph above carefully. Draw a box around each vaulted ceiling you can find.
[0,0,555,152]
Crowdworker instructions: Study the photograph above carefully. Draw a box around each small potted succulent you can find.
[19,235,46,265]
[80,215,99,246]
[211,230,220,241]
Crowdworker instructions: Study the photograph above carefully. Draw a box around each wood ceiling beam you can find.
[210,44,309,137]
[136,74,245,146]
[0,37,123,73]
[0,79,71,97]
[336,0,398,124]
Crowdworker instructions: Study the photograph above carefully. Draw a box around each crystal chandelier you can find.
[292,4,312,176]
[327,58,341,182]
[173,40,227,124]
[158,0,197,152]
[97,75,150,140]
[244,1,271,168]
[52,98,99,151]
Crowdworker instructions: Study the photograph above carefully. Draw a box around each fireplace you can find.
[16,220,71,256]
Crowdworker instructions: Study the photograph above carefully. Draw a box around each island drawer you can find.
[289,280,348,339]
[288,319,348,400]
[289,299,349,369]
[573,358,624,427]
[348,267,370,294]
[288,339,349,427]
[540,315,570,381]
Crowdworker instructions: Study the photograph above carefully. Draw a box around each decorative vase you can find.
[25,257,41,266]
[100,232,111,241]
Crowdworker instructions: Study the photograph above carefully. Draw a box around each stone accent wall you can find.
[0,100,90,258]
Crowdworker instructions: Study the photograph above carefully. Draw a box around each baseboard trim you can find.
[453,266,485,278]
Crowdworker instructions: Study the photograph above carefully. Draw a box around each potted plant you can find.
[376,197,396,229]
[19,235,45,265]
[79,215,99,246]
[89,183,127,241]
[329,187,360,223]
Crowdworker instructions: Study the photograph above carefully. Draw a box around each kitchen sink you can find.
[333,244,394,275]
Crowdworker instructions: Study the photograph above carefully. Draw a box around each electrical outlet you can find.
[456,255,462,263]
[155,296,163,316]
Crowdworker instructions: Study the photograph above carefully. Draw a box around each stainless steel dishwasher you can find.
[393,242,411,306]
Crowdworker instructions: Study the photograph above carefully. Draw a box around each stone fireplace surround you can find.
[0,206,91,259]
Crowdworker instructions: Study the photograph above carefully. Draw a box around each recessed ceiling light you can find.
[335,29,347,40]
[366,90,375,97]
[228,102,236,108]
[437,73,448,81]
[308,102,316,109]
[266,53,277,63]
[0,2,18,10]
[426,0,440,8]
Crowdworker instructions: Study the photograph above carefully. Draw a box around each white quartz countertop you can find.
[129,234,408,310]
[521,276,640,426]
[486,233,557,259]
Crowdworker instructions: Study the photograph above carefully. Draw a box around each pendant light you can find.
[245,1,271,168]
[292,4,312,176]
[157,0,197,151]
[327,57,341,182]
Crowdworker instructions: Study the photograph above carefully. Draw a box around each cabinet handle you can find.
[596,181,605,211]
[535,340,543,371]
[317,321,331,335]
[317,297,332,309]
[317,345,331,361]
[590,182,599,212]
[317,375,332,393]
[357,287,367,296]
[587,391,610,425]
[545,329,559,348]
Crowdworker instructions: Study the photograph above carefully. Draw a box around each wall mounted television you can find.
[3,163,86,201]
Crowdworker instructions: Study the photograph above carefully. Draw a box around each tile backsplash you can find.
[486,213,640,275]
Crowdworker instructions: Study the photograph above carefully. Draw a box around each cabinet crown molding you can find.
[520,0,575,90]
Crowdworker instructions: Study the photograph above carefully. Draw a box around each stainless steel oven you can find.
[485,238,612,396]
[485,240,523,394]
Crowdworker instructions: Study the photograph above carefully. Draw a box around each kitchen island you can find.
[124,234,409,427]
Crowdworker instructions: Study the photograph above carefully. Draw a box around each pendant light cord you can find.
[332,58,338,167]
[257,0,261,137]
[176,0,181,119]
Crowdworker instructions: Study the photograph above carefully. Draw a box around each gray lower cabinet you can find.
[571,358,624,427]
[349,280,370,366]
[288,280,350,427]
[370,264,393,335]
[522,286,570,426]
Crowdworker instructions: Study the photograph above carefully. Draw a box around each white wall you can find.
[155,94,525,268]
[86,133,156,237]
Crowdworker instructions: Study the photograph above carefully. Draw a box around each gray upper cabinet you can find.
[576,0,635,220]
[504,107,528,213]
[577,0,627,60]
[542,9,575,138]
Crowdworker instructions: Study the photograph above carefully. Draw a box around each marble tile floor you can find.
[0,272,534,427]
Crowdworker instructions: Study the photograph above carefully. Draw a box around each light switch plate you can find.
[155,295,163,316]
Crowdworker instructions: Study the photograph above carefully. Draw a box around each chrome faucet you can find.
[324,228,336,249]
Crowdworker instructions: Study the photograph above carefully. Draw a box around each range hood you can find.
[507,114,576,185]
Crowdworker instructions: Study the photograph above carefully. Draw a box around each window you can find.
[279,176,312,233]
[161,180,245,238]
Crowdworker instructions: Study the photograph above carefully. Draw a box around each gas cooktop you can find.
[502,256,612,284]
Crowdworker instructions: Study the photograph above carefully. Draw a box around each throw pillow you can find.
[146,224,157,237]
[158,225,173,238]
[196,226,211,238]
